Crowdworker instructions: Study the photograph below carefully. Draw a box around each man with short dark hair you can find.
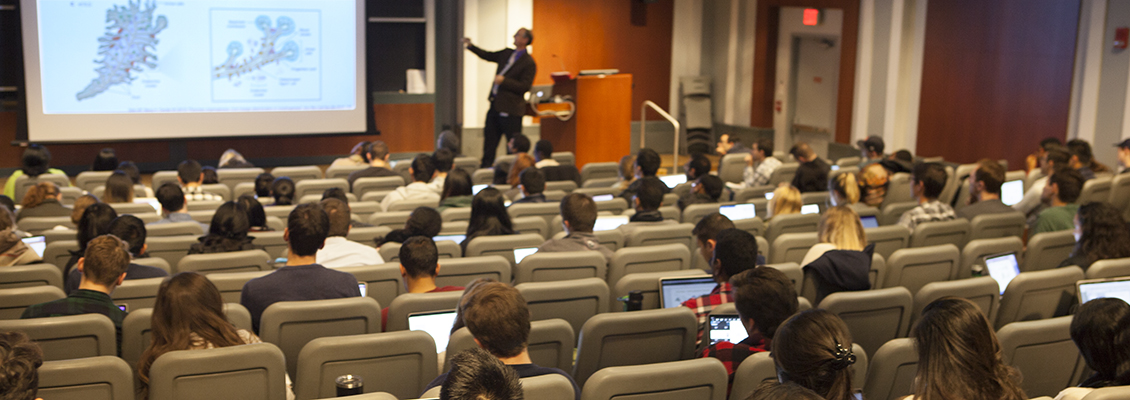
[508,134,531,155]
[857,135,886,168]
[685,153,711,182]
[537,193,613,261]
[897,162,955,232]
[788,142,830,193]
[380,154,441,212]
[533,140,558,168]
[1015,145,1072,216]
[716,134,750,156]
[422,282,580,399]
[683,228,760,339]
[176,160,222,202]
[618,148,671,200]
[381,236,464,330]
[692,213,736,270]
[1034,167,1086,235]
[0,331,43,400]
[678,175,724,211]
[617,178,676,237]
[254,173,275,198]
[23,234,132,353]
[66,216,168,294]
[440,348,523,400]
[701,266,798,386]
[1067,139,1106,180]
[742,137,780,188]
[1116,139,1130,173]
[315,198,382,268]
[511,167,546,204]
[957,159,1017,220]
[347,141,402,187]
[1026,137,1063,172]
[428,148,457,194]
[241,204,361,333]
[151,183,199,226]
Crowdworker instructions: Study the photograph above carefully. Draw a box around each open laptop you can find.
[432,234,466,244]
[983,252,1022,295]
[593,215,630,231]
[765,192,775,200]
[1077,277,1130,304]
[719,204,756,221]
[592,194,614,202]
[1001,180,1024,206]
[801,204,820,215]
[658,174,687,188]
[707,314,748,345]
[658,276,717,309]
[529,85,554,103]
[472,184,489,195]
[20,236,46,258]
[513,247,538,264]
[358,282,368,298]
[859,215,879,229]
[408,310,458,351]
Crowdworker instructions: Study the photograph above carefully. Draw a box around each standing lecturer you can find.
[464,28,537,167]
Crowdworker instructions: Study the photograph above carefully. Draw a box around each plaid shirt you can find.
[743,157,782,187]
[21,289,127,354]
[701,334,771,391]
[897,200,956,232]
[682,282,732,341]
[183,185,223,202]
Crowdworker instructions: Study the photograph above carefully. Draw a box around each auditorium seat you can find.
[968,212,1025,241]
[233,182,257,199]
[911,276,1000,326]
[463,233,545,264]
[580,162,620,183]
[250,230,287,258]
[121,303,253,367]
[1110,173,1130,221]
[818,287,914,355]
[623,223,694,249]
[583,177,620,188]
[216,167,266,191]
[37,356,133,400]
[295,330,437,400]
[0,285,66,319]
[433,255,510,288]
[909,219,971,248]
[681,203,722,224]
[345,226,392,248]
[42,240,79,273]
[0,314,115,361]
[863,338,918,400]
[293,178,348,199]
[446,318,575,373]
[148,342,289,400]
[514,251,607,284]
[879,201,918,226]
[200,183,233,201]
[151,171,179,191]
[351,176,405,197]
[297,194,356,205]
[716,154,746,184]
[584,358,727,400]
[995,266,1083,329]
[471,168,494,185]
[440,221,469,235]
[41,228,74,244]
[998,316,1086,398]
[767,163,799,186]
[108,201,159,215]
[379,240,463,262]
[764,213,820,244]
[733,185,775,204]
[259,296,382,376]
[111,277,163,311]
[324,164,367,180]
[385,291,463,332]
[0,263,62,290]
[19,216,75,233]
[507,202,560,226]
[361,191,392,203]
[610,270,707,313]
[270,165,323,182]
[440,207,471,222]
[206,271,272,303]
[75,171,113,192]
[1078,175,1113,205]
[595,197,630,214]
[882,173,915,207]
[885,244,961,294]
[176,249,272,275]
[511,215,549,239]
[453,156,479,176]
[368,210,412,228]
[147,221,205,237]
[573,186,617,198]
[517,278,609,340]
[1085,257,1130,279]
[801,191,831,214]
[1023,230,1076,272]
[12,174,72,204]
[187,210,215,224]
[263,204,296,219]
[960,237,1023,279]
[59,187,83,207]
[386,197,439,212]
[544,180,578,193]
[769,232,819,265]
[606,243,691,291]
[134,257,172,274]
[572,307,698,387]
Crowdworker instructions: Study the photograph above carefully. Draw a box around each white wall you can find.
[1070,0,1130,169]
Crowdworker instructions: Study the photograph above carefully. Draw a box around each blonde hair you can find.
[818,206,867,251]
[21,182,60,208]
[618,154,637,191]
[830,173,860,205]
[768,185,802,218]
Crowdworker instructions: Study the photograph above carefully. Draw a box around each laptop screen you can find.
[593,215,630,231]
[708,314,748,345]
[408,310,458,351]
[801,204,820,215]
[592,194,614,202]
[765,192,774,200]
[358,282,367,298]
[984,252,1021,295]
[860,215,879,229]
[1001,180,1024,206]
[472,184,488,195]
[658,174,687,188]
[21,236,46,258]
[659,276,717,309]
[1078,277,1130,304]
[719,204,756,221]
[432,234,466,244]
[513,247,538,264]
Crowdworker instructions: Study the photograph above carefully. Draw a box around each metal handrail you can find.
[640,101,682,173]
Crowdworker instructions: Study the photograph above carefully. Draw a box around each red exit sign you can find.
[803,8,820,26]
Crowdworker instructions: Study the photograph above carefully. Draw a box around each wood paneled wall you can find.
[531,0,674,120]
[916,0,1079,166]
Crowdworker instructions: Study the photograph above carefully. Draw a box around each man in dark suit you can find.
[464,28,537,168]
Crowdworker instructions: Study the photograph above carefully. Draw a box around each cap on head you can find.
[1116,139,1130,150]
[856,136,885,154]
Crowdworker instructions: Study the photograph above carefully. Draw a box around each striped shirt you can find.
[682,282,732,342]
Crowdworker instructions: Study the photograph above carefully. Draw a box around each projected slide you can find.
[75,1,167,101]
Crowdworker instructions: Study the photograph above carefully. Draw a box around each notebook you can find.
[984,252,1021,295]
[20,236,46,258]
[859,215,879,229]
[707,314,748,345]
[1077,277,1130,304]
[408,310,458,351]
[592,194,614,202]
[432,234,466,244]
[801,204,820,215]
[1001,180,1024,206]
[719,204,756,221]
[658,174,687,188]
[593,215,630,231]
[658,276,717,308]
[513,247,538,264]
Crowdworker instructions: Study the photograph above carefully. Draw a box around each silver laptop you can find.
[1001,180,1024,206]
[658,276,716,308]
[407,310,458,351]
[719,204,756,221]
[983,252,1021,295]
[432,234,466,244]
[530,85,554,103]
[707,314,748,345]
[21,236,46,258]
[1077,276,1130,304]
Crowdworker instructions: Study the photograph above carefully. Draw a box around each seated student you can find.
[437,131,461,156]
[440,348,523,400]
[240,204,361,333]
[857,136,886,168]
[102,171,135,204]
[617,178,676,238]
[237,195,272,232]
[678,174,724,211]
[271,177,297,206]
[898,162,956,232]
[15,182,70,221]
[615,154,637,192]
[1117,139,1130,174]
[958,159,1016,220]
[1035,166,1086,235]
[504,153,536,196]
[858,163,890,208]
[188,202,257,254]
[0,195,15,214]
[684,152,712,184]
[3,144,68,199]
[701,266,799,389]
[380,154,440,212]
[65,203,118,277]
[438,169,474,211]
[91,148,118,172]
[511,167,547,204]
[422,282,581,399]
[1058,202,1130,271]
[0,331,43,400]
[429,148,456,194]
[320,188,373,228]
[1056,298,1130,400]
[800,206,873,304]
[201,166,219,185]
[1067,139,1110,179]
[693,213,757,268]
[116,161,154,198]
[683,229,760,338]
[749,381,825,400]
[254,173,275,199]
[0,207,40,267]
[619,148,671,201]
[176,160,222,202]
[533,140,559,168]
[536,193,614,261]
[66,215,168,293]
[907,297,1026,400]
[789,142,831,193]
[767,184,802,219]
[1026,137,1063,172]
[741,137,781,188]
[332,141,371,168]
[347,141,401,187]
[1015,145,1072,218]
[461,188,515,254]
[828,172,870,213]
[315,198,382,269]
[23,235,131,353]
[772,309,860,400]
[376,206,443,246]
[150,183,202,228]
[716,133,750,156]
[381,236,464,330]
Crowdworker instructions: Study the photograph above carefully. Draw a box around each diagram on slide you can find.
[210,9,321,102]
[76,1,168,101]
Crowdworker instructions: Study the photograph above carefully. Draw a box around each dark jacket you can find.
[803,243,874,305]
[619,176,671,201]
[791,158,831,193]
[512,193,546,204]
[468,45,537,116]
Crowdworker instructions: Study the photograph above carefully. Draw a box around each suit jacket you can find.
[469,45,537,116]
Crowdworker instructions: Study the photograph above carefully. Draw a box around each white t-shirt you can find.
[316,236,383,268]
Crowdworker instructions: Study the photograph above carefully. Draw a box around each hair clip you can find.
[832,343,857,370]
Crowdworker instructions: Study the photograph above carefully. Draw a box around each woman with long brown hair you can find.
[772,309,859,400]
[909,297,1027,400]
[136,272,293,399]
[15,181,70,221]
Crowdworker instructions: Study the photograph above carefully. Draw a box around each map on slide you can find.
[76,1,168,101]
[210,9,321,102]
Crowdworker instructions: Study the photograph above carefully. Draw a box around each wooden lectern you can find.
[539,74,632,168]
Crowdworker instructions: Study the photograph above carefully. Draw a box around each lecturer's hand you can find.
[462,37,472,47]
[494,75,505,84]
